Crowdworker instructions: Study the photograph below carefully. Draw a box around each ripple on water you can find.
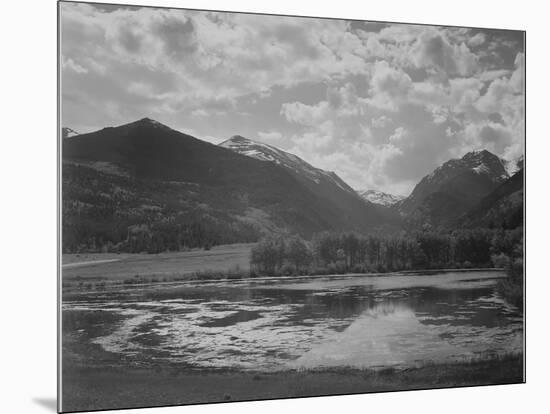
[64,271,523,370]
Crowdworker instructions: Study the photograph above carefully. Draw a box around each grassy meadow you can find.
[62,243,253,282]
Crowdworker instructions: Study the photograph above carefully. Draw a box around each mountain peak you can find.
[220,135,253,147]
[220,134,356,193]
[229,135,249,142]
[425,149,508,182]
[466,149,491,156]
[399,148,510,218]
[462,149,497,162]
[358,189,405,207]
[62,127,79,139]
[116,117,172,131]
[135,117,168,127]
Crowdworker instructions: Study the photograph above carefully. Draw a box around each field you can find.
[62,243,253,281]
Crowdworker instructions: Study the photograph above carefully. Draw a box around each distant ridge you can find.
[358,190,405,207]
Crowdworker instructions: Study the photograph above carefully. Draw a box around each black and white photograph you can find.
[58,1,525,412]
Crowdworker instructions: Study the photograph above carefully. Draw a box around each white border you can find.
[2,1,547,413]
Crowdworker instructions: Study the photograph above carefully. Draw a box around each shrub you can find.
[280,263,295,276]
[491,253,511,268]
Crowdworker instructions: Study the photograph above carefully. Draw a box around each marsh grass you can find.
[61,352,523,412]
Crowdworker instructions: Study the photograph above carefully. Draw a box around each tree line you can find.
[62,163,260,253]
[250,228,523,276]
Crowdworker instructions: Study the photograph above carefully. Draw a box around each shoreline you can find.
[61,353,523,412]
[61,267,505,293]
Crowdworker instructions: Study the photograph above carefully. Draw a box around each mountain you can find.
[220,135,355,193]
[62,127,79,139]
[460,168,524,229]
[62,118,397,252]
[358,190,405,207]
[399,150,510,226]
[219,134,400,229]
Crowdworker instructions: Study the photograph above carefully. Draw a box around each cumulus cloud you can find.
[280,101,330,126]
[367,61,412,111]
[371,115,392,128]
[411,29,478,76]
[61,57,88,74]
[389,127,409,145]
[60,3,524,195]
[468,32,486,47]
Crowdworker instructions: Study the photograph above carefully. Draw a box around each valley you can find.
[60,117,525,411]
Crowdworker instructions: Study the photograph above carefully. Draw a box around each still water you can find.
[62,270,523,371]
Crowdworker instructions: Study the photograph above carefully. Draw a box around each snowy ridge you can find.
[399,149,516,216]
[502,155,524,176]
[424,150,510,187]
[127,117,172,131]
[220,135,355,193]
[358,190,405,207]
[62,127,79,139]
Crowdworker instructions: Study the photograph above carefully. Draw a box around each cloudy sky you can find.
[60,2,524,195]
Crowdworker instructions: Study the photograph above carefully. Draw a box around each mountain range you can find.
[62,118,523,252]
[62,118,399,252]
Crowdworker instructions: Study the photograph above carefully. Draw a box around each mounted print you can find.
[58,1,525,412]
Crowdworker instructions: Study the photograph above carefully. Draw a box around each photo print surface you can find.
[59,1,525,412]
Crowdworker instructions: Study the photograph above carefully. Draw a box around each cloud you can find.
[280,101,330,126]
[468,33,486,47]
[61,57,88,74]
[367,61,412,110]
[389,127,409,145]
[371,115,392,128]
[60,3,524,195]
[411,30,478,76]
[509,52,525,93]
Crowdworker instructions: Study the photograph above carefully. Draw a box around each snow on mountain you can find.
[358,190,405,207]
[424,150,509,185]
[503,155,524,176]
[219,135,355,193]
[400,149,510,216]
[62,127,79,139]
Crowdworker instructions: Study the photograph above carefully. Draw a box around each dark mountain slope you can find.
[220,135,356,193]
[460,169,524,229]
[62,119,397,252]
[219,134,400,230]
[399,150,510,227]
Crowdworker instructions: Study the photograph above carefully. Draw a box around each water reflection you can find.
[291,302,468,369]
[63,271,523,370]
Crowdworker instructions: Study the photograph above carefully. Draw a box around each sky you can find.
[60,2,525,196]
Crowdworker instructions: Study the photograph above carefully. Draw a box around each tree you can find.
[250,235,286,275]
[286,236,312,271]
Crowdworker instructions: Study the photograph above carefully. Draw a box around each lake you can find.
[62,270,523,372]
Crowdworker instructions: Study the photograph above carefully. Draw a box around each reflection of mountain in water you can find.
[289,303,469,370]
[68,271,523,371]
